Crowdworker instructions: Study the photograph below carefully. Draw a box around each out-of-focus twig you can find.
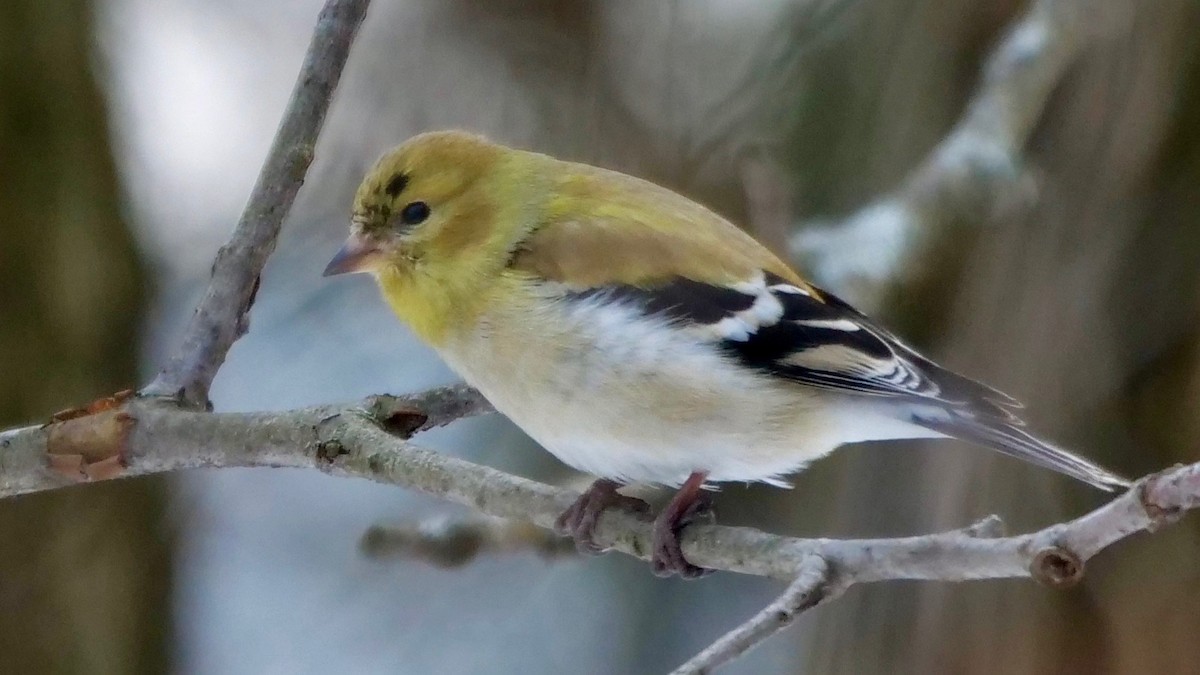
[361,516,575,568]
[790,0,1127,307]
[141,0,372,407]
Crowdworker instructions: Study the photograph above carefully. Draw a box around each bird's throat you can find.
[375,264,489,347]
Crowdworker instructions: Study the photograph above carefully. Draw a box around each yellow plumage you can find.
[324,130,1129,578]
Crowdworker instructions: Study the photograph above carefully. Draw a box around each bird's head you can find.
[324,131,549,343]
[323,130,534,280]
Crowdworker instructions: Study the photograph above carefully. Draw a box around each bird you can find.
[323,130,1130,578]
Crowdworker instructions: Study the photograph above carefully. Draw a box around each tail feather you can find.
[914,412,1131,492]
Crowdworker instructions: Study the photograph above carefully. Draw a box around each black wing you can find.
[575,273,1018,416]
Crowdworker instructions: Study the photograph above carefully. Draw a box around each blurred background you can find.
[2,0,1199,672]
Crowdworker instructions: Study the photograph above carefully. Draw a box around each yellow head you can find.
[324,131,512,277]
[325,130,808,344]
[328,130,552,341]
[324,131,547,343]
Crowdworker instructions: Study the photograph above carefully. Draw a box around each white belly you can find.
[436,295,869,486]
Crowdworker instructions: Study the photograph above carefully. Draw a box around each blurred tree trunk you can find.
[0,1,172,673]
[790,1,1200,672]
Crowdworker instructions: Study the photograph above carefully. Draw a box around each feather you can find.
[913,410,1129,491]
[509,163,811,291]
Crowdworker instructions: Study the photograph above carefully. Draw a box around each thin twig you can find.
[671,555,834,675]
[670,515,1007,674]
[141,0,372,407]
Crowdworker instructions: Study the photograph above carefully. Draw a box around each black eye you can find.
[400,201,430,225]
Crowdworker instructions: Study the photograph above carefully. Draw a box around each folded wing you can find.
[508,162,1129,491]
[558,272,1129,492]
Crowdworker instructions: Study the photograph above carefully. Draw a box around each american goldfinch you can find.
[324,131,1129,578]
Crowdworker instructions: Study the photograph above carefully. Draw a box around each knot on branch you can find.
[363,395,428,437]
[234,275,263,340]
[1030,547,1084,588]
[316,439,348,464]
[1139,464,1195,530]
[285,143,316,174]
[44,390,137,481]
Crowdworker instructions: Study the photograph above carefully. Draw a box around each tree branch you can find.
[360,516,576,568]
[789,0,1125,305]
[671,555,833,675]
[1,385,1196,671]
[3,385,1196,582]
[141,0,372,407]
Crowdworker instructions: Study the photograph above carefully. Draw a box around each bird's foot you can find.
[652,471,715,579]
[555,478,650,555]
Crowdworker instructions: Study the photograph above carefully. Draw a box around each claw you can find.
[651,471,714,579]
[555,479,650,555]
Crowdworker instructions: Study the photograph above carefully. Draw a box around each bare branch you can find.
[790,0,1126,305]
[141,0,372,407]
[671,555,834,675]
[1,387,1196,584]
[670,515,1007,674]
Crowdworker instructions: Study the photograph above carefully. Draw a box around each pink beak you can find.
[322,233,381,276]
